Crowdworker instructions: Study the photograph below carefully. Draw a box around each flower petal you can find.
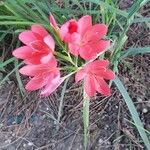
[25,77,47,91]
[12,46,32,59]
[79,45,96,60]
[87,60,109,68]
[78,15,92,36]
[44,35,55,51]
[40,74,62,96]
[60,22,69,41]
[90,40,110,54]
[84,76,96,97]
[75,68,86,82]
[49,13,58,30]
[96,78,111,96]
[101,70,115,80]
[29,40,49,52]
[80,40,110,60]
[31,24,48,38]
[40,53,57,67]
[69,43,79,56]
[60,19,77,42]
[19,31,37,45]
[83,24,108,42]
[25,53,43,65]
[85,60,114,77]
[19,65,42,76]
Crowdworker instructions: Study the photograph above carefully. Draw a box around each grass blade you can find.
[127,0,149,19]
[56,77,70,130]
[133,17,150,23]
[14,59,26,97]
[125,118,150,135]
[0,21,34,25]
[121,47,150,58]
[0,62,23,85]
[114,76,150,150]
[0,57,15,67]
[85,0,128,17]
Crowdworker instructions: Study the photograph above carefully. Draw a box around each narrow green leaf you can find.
[0,16,22,20]
[85,0,128,17]
[0,21,34,25]
[121,47,150,58]
[135,13,150,29]
[114,76,150,150]
[0,57,15,67]
[127,0,149,19]
[31,0,49,22]
[4,2,22,18]
[0,32,7,41]
[72,0,86,14]
[0,62,23,85]
[14,59,26,97]
[133,17,150,23]
[0,21,50,29]
[125,118,150,135]
[56,77,70,130]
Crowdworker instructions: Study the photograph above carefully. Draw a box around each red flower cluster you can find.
[13,14,115,97]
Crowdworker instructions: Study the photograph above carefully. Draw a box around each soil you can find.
[0,1,150,150]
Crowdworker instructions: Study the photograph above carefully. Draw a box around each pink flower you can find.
[75,60,115,97]
[13,25,55,65]
[19,54,62,96]
[49,13,59,31]
[60,15,110,60]
[60,19,78,43]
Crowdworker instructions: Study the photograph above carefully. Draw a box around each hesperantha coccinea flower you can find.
[75,60,115,97]
[19,54,62,96]
[49,15,110,60]
[13,25,55,65]
[59,15,110,60]
[12,13,115,97]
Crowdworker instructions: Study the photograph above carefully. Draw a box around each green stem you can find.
[83,90,90,150]
[60,66,77,71]
[55,52,76,66]
[67,52,77,67]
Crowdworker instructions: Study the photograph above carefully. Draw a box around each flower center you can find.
[30,40,50,54]
[68,21,78,34]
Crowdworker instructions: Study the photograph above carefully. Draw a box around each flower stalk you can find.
[83,90,90,150]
